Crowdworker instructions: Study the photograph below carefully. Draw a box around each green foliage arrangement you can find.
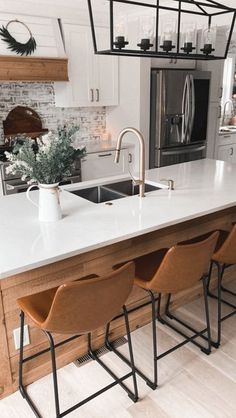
[5,126,86,185]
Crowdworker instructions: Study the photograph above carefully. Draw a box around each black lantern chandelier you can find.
[87,0,236,60]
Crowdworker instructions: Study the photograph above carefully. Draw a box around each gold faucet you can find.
[114,127,145,198]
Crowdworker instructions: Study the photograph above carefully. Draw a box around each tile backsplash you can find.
[0,82,106,142]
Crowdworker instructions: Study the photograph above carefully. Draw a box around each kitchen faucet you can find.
[115,127,145,198]
[222,99,234,126]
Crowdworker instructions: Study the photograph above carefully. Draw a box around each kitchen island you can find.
[1,158,236,399]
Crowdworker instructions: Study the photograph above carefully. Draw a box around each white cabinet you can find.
[151,57,196,69]
[206,102,222,158]
[197,60,224,104]
[217,144,236,163]
[55,24,118,107]
[81,149,129,181]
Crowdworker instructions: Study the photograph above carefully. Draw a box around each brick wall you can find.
[0,82,106,142]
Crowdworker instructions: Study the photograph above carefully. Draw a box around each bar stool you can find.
[208,224,236,347]
[110,231,219,390]
[17,262,138,418]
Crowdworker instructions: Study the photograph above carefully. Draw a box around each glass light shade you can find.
[137,15,155,51]
[139,15,155,40]
[181,21,197,53]
[114,15,128,40]
[160,19,177,52]
[114,14,129,49]
[201,25,216,55]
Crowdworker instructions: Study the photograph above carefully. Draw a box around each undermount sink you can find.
[69,180,160,204]
[107,180,160,196]
[70,186,126,204]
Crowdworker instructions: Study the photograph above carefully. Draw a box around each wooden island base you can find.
[1,207,236,399]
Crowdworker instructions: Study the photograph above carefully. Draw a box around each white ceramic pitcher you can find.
[26,183,62,222]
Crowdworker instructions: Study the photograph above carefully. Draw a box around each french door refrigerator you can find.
[149,69,211,168]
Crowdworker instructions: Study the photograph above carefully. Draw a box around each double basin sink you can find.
[69,180,160,204]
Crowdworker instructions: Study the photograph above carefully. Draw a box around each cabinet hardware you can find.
[81,158,87,162]
[218,105,221,119]
[128,153,132,163]
[90,89,94,102]
[169,58,172,64]
[96,89,99,102]
[219,86,223,99]
[223,135,231,138]
[230,147,234,156]
[98,153,112,157]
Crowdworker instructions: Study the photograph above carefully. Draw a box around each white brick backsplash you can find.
[0,82,106,141]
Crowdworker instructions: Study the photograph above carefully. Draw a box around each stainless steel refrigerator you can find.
[149,69,211,168]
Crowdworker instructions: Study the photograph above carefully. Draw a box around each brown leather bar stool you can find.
[17,262,138,418]
[110,231,219,390]
[208,224,236,347]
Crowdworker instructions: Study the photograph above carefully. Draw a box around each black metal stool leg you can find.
[202,276,211,354]
[19,311,25,399]
[165,294,172,317]
[147,290,158,390]
[207,261,214,292]
[123,305,139,401]
[216,262,222,348]
[18,311,41,418]
[157,293,165,324]
[44,332,60,418]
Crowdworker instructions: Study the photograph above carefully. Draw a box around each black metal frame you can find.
[19,306,138,418]
[105,275,212,390]
[207,260,236,347]
[87,0,236,61]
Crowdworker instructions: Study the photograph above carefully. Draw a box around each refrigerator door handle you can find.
[181,75,189,144]
[161,145,205,156]
[188,74,195,143]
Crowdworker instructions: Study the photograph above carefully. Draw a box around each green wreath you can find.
[0,19,37,56]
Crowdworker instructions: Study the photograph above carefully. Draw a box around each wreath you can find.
[0,19,37,56]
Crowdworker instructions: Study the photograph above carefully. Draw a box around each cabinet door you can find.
[55,24,94,107]
[207,102,221,159]
[151,57,196,69]
[197,60,224,103]
[95,28,119,106]
[217,144,236,163]
[55,24,119,107]
[81,149,129,181]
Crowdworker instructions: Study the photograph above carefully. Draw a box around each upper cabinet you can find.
[55,24,119,107]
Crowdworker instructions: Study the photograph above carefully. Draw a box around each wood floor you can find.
[0,285,235,418]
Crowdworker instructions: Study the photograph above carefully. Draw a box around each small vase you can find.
[26,183,62,222]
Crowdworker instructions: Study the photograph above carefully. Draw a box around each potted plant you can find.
[5,126,86,222]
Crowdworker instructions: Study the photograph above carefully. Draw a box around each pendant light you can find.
[87,0,236,61]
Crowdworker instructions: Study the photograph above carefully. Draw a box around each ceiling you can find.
[0,0,235,20]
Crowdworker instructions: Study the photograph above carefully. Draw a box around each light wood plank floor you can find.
[0,286,236,418]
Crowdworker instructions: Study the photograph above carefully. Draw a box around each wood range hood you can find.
[0,56,68,82]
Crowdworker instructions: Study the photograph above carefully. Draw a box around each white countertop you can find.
[1,159,236,280]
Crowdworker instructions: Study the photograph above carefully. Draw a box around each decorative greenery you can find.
[5,126,86,185]
[0,20,37,56]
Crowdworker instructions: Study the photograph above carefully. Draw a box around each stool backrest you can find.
[42,262,134,334]
[214,224,236,265]
[149,231,219,294]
